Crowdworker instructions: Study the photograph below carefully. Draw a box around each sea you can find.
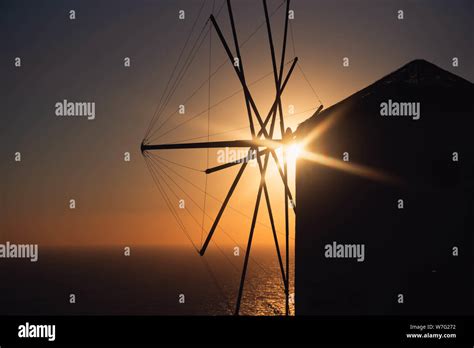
[0,246,294,316]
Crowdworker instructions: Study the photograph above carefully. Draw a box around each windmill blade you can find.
[199,161,249,255]
[142,139,284,152]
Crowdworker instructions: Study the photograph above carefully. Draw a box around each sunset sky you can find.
[1,0,472,249]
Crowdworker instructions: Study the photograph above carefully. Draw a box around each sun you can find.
[286,142,303,162]
[268,141,303,182]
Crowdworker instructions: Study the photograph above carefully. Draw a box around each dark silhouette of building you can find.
[295,59,474,315]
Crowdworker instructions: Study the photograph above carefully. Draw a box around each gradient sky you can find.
[1,0,472,249]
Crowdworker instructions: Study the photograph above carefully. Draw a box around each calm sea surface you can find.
[0,246,294,316]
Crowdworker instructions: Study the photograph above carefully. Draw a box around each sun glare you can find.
[287,143,303,162]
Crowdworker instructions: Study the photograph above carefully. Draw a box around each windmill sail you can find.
[141,0,322,316]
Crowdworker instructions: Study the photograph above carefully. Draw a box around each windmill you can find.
[141,0,321,316]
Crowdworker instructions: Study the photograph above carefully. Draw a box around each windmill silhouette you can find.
[141,0,320,316]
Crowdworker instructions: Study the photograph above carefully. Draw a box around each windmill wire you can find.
[143,155,200,253]
[149,154,266,288]
[149,154,255,257]
[214,0,226,19]
[144,155,186,234]
[146,155,235,312]
[146,0,286,144]
[147,130,294,300]
[147,154,275,306]
[148,0,226,141]
[288,18,323,106]
[148,155,239,271]
[151,152,296,242]
[147,49,228,144]
[148,152,276,234]
[147,60,293,144]
[146,23,212,142]
[150,154,244,252]
[171,125,250,143]
[289,18,296,58]
[145,155,197,251]
[145,0,208,140]
[149,153,204,172]
[146,152,243,307]
[241,0,286,48]
[148,153,287,285]
[148,170,284,290]
[297,62,323,106]
[147,1,221,141]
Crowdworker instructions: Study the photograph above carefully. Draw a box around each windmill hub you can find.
[283,127,295,144]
